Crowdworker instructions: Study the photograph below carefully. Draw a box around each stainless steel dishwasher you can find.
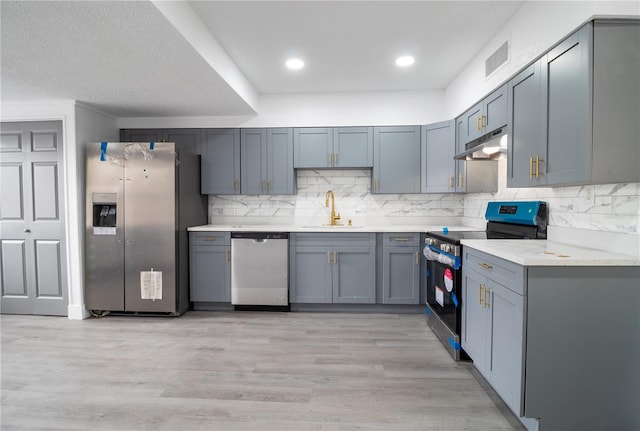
[231,232,289,309]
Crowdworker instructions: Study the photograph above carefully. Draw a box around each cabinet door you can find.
[120,129,163,143]
[507,61,545,187]
[333,127,373,167]
[332,246,375,303]
[165,129,202,155]
[488,281,525,416]
[240,129,266,195]
[543,25,591,186]
[293,128,332,168]
[461,268,490,377]
[422,121,456,193]
[266,128,294,194]
[461,102,483,144]
[483,84,508,132]
[382,246,419,304]
[201,129,240,194]
[290,246,332,303]
[189,245,230,302]
[373,126,421,193]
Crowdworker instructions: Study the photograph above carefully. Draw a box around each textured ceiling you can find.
[1,1,523,118]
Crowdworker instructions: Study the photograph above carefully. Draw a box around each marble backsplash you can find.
[209,169,464,224]
[464,158,640,235]
[208,161,640,235]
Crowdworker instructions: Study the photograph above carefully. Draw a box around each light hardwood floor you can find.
[1,311,525,430]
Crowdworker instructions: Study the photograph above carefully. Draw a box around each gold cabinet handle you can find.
[268,179,271,192]
[415,251,419,265]
[529,156,533,178]
[374,179,379,192]
[458,174,463,188]
[334,152,338,165]
[535,155,542,178]
[327,250,331,264]
[333,251,337,263]
[479,284,485,306]
[234,179,239,191]
[477,115,483,131]
[449,176,454,189]
[225,250,230,263]
[261,179,265,192]
[328,153,332,165]
[484,287,491,308]
[478,262,493,270]
[393,238,410,242]
[202,237,217,241]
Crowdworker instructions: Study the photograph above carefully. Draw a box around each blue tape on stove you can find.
[149,141,155,150]
[426,244,461,270]
[424,307,431,316]
[451,292,459,308]
[448,337,461,351]
[100,142,108,161]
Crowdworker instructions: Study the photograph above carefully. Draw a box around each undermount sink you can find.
[301,224,364,229]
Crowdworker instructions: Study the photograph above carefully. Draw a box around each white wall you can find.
[116,90,446,129]
[445,1,640,117]
[73,104,119,318]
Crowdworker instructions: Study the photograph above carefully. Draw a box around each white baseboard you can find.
[67,304,90,320]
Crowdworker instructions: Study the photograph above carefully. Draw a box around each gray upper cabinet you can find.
[507,20,640,188]
[422,121,456,193]
[241,128,294,195]
[373,126,421,194]
[293,127,373,168]
[424,121,497,194]
[332,127,373,167]
[201,129,240,195]
[120,129,202,155]
[457,84,507,147]
[293,128,333,168]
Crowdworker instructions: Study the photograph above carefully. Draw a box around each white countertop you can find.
[461,239,640,266]
[188,223,472,233]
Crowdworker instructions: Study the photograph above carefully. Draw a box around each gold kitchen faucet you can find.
[325,190,342,226]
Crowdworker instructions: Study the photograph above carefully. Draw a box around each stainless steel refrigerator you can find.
[85,142,207,315]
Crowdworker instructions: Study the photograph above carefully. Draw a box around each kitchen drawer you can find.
[291,232,375,247]
[382,233,419,247]
[189,231,230,246]
[463,247,526,295]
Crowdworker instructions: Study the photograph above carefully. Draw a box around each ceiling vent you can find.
[485,40,509,78]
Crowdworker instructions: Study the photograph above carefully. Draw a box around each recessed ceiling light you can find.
[395,55,415,67]
[285,58,305,70]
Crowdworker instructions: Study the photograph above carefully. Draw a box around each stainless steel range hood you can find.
[454,127,507,160]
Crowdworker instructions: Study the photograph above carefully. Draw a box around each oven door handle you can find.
[423,245,461,270]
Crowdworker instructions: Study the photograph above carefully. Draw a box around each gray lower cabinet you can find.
[461,252,525,415]
[381,233,420,304]
[372,126,421,193]
[290,233,376,304]
[462,246,640,430]
[241,128,294,195]
[507,19,640,187]
[189,232,231,302]
[201,129,240,194]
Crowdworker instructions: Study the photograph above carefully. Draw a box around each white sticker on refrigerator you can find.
[435,286,444,307]
[140,271,162,300]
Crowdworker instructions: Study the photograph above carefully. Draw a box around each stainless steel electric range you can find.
[423,201,548,360]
